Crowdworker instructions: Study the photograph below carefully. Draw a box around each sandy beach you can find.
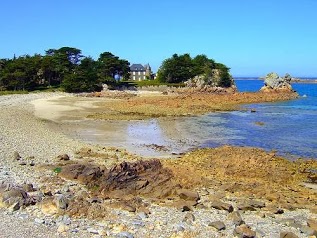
[1,92,317,238]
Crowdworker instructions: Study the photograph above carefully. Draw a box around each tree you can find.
[97,52,130,83]
[215,63,233,87]
[192,54,215,77]
[45,47,83,83]
[62,57,102,93]
[157,53,233,87]
[157,53,194,83]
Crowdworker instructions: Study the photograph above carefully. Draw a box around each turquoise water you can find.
[201,80,317,158]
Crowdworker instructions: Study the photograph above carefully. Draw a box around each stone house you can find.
[130,63,152,81]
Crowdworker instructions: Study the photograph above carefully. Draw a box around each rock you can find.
[233,224,256,238]
[87,227,99,234]
[238,204,257,211]
[278,218,297,227]
[183,213,195,223]
[34,218,45,224]
[55,194,68,210]
[9,202,20,211]
[57,224,69,233]
[59,164,102,184]
[173,200,196,212]
[0,188,28,208]
[210,200,233,212]
[184,71,235,90]
[121,204,136,213]
[260,72,294,92]
[300,225,317,236]
[77,166,102,184]
[116,231,134,238]
[57,154,70,161]
[177,189,200,202]
[13,151,21,160]
[249,199,265,208]
[101,160,176,199]
[228,211,244,226]
[137,206,151,215]
[209,221,226,231]
[265,205,284,214]
[22,183,35,192]
[238,200,265,211]
[308,219,317,231]
[40,197,58,215]
[175,224,185,232]
[280,231,299,238]
[137,212,148,220]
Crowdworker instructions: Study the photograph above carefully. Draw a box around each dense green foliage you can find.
[0,47,130,93]
[157,53,233,87]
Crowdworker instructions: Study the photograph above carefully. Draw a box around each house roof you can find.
[130,64,145,71]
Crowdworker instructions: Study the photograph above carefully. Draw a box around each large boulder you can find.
[260,72,293,92]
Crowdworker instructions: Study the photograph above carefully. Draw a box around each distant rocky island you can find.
[260,72,294,92]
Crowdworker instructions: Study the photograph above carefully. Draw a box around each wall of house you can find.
[130,71,146,81]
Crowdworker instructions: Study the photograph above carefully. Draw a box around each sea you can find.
[201,79,317,159]
[72,79,317,159]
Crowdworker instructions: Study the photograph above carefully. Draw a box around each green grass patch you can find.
[120,79,185,87]
[0,90,29,96]
[53,167,62,174]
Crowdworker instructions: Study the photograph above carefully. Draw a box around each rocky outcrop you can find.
[260,72,294,92]
[99,159,177,199]
[184,72,236,93]
[58,159,181,200]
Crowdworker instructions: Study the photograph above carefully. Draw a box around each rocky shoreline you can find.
[1,92,317,238]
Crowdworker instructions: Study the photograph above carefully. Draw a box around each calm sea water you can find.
[200,79,317,158]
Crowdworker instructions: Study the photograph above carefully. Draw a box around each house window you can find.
[133,71,135,75]
[133,76,135,80]
[138,71,141,75]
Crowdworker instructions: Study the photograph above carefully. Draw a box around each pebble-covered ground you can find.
[0,92,316,238]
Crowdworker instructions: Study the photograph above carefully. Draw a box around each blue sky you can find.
[1,0,316,77]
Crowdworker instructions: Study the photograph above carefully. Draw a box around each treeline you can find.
[0,47,130,92]
[0,47,233,93]
[157,53,233,87]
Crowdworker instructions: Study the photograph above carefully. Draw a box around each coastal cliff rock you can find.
[260,72,294,92]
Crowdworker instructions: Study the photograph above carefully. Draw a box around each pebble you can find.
[116,231,134,238]
[34,218,45,224]
[87,227,99,234]
[209,220,226,231]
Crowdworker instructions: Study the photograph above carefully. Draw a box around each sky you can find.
[1,0,316,77]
